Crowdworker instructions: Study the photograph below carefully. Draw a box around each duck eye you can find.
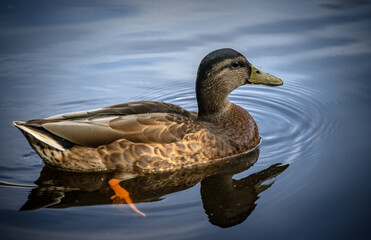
[231,61,241,69]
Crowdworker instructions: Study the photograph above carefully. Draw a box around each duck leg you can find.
[108,178,146,216]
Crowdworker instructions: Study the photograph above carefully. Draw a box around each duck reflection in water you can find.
[20,149,288,228]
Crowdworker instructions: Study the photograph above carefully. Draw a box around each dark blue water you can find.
[1,0,371,239]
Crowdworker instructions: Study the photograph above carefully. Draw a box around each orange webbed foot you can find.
[108,178,146,217]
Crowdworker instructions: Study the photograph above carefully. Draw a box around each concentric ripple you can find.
[136,80,339,167]
[233,81,338,166]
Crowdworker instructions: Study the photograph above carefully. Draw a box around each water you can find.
[1,0,371,239]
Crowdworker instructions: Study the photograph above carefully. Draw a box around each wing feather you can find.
[42,119,126,147]
[23,101,199,148]
[40,113,199,147]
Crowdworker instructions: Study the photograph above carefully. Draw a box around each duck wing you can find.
[20,101,199,148]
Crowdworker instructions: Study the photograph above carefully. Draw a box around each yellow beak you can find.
[249,66,283,86]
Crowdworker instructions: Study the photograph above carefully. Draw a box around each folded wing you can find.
[21,101,199,148]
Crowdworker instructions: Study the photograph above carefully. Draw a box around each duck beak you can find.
[249,66,283,86]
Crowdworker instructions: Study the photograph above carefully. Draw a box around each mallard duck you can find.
[13,48,283,173]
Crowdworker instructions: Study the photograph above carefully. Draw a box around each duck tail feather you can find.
[13,121,73,151]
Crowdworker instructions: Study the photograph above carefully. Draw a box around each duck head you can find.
[196,48,283,119]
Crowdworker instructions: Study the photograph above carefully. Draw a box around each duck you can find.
[13,48,283,173]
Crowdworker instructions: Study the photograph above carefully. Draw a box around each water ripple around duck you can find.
[139,80,339,167]
[232,81,338,166]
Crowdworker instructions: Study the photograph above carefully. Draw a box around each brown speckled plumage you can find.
[13,48,283,173]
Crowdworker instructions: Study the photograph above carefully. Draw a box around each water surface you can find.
[1,0,371,239]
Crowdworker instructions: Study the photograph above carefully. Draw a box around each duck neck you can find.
[196,87,231,122]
